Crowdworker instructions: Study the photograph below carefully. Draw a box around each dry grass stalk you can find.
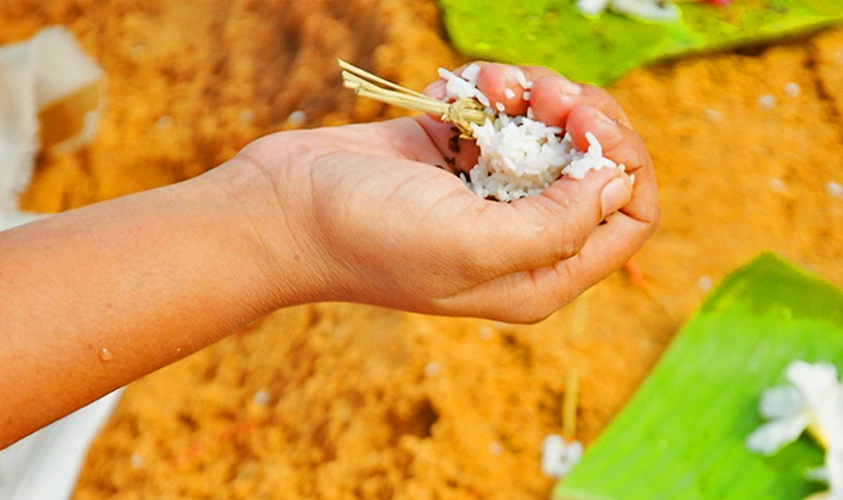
[564,367,580,439]
[339,59,490,138]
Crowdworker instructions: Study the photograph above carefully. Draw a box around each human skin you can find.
[0,63,658,448]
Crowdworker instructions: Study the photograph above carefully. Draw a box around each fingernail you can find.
[595,109,617,126]
[601,176,632,219]
[559,77,581,96]
[424,80,448,100]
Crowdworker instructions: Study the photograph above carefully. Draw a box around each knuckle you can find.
[556,211,590,260]
[506,299,556,324]
[520,200,590,264]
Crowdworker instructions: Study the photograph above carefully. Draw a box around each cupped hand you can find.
[234,63,659,323]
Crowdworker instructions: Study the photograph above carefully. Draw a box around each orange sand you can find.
[1,1,842,499]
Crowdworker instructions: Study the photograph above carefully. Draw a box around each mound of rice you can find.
[438,64,625,202]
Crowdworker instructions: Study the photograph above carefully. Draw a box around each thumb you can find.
[452,168,633,281]
[599,174,634,220]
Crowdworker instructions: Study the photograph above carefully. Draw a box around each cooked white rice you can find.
[442,64,625,202]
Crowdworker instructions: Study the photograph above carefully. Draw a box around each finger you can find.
[439,167,633,285]
[561,209,657,291]
[564,106,659,225]
[431,209,655,323]
[423,62,558,109]
[421,61,484,101]
[416,65,568,173]
[423,78,448,102]
[430,62,561,116]
[529,75,633,129]
[422,61,557,94]
[475,63,559,116]
[414,114,480,173]
[420,62,635,174]
[367,117,470,171]
[420,63,492,173]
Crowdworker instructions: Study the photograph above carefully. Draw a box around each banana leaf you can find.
[439,0,843,86]
[554,253,843,499]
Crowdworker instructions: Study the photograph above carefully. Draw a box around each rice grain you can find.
[441,67,624,202]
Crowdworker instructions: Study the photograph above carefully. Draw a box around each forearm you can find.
[0,85,658,446]
[0,159,302,447]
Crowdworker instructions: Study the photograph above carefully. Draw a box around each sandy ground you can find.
[2,1,843,499]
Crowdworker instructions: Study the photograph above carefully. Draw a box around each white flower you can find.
[574,0,681,23]
[541,434,583,478]
[747,361,842,455]
[829,450,843,499]
[805,450,843,500]
[747,360,843,499]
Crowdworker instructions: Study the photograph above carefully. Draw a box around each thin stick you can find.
[563,367,579,439]
[570,290,590,341]
[341,71,447,116]
[339,59,427,98]
[339,59,490,137]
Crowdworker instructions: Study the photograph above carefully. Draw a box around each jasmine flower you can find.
[541,434,583,478]
[746,361,841,454]
[747,360,843,499]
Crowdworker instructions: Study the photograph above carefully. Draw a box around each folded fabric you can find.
[0,26,104,229]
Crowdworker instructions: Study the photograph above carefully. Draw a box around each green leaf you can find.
[554,253,843,500]
[439,0,843,86]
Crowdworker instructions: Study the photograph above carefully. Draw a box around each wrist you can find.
[200,147,334,311]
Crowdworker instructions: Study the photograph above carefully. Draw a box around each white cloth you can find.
[0,390,123,500]
[0,26,104,229]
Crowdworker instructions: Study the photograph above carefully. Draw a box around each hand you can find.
[0,62,658,445]
[232,62,659,322]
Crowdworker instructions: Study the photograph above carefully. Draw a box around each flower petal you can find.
[784,361,843,451]
[541,434,583,478]
[816,386,843,448]
[787,361,839,409]
[827,448,843,494]
[806,465,830,483]
[746,413,811,455]
[759,385,805,419]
